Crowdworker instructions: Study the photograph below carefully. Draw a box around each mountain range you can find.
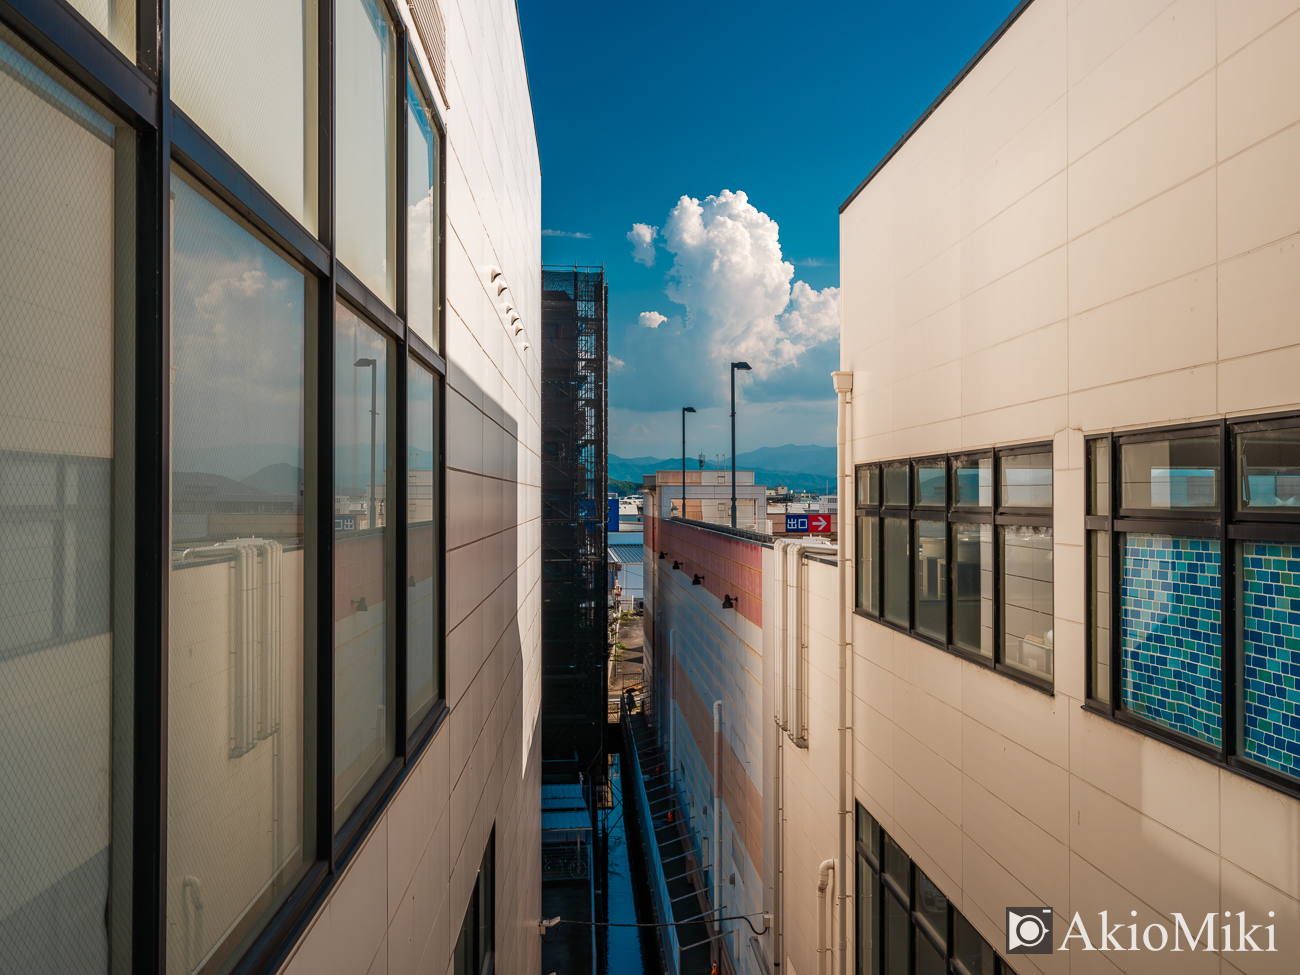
[608,444,837,494]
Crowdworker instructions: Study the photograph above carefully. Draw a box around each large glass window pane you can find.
[915,929,945,975]
[883,463,908,506]
[953,456,992,508]
[334,303,397,826]
[857,466,879,506]
[455,834,495,975]
[407,72,441,348]
[856,854,876,974]
[1000,452,1052,507]
[999,526,1054,681]
[914,461,945,507]
[64,0,135,55]
[953,523,993,656]
[883,517,908,626]
[1120,534,1222,746]
[914,869,947,948]
[856,802,880,861]
[337,0,397,306]
[856,515,879,615]
[882,833,909,895]
[1238,541,1300,780]
[1090,532,1111,704]
[883,891,908,975]
[407,361,440,736]
[173,0,319,232]
[1237,427,1300,510]
[168,169,313,974]
[1089,438,1110,516]
[914,521,946,641]
[1120,434,1220,511]
[953,912,997,975]
[0,32,132,973]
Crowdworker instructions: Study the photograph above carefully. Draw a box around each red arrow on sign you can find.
[810,514,831,533]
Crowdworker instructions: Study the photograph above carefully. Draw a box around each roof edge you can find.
[838,0,1038,214]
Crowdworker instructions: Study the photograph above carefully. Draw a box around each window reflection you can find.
[953,523,993,656]
[407,72,440,347]
[1000,453,1052,508]
[334,303,396,826]
[883,517,908,626]
[1120,435,1219,511]
[1238,427,1300,509]
[913,521,946,640]
[167,168,312,975]
[999,526,1054,680]
[406,360,440,736]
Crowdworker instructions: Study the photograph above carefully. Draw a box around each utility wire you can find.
[541,912,768,941]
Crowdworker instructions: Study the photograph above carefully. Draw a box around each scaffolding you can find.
[540,266,609,774]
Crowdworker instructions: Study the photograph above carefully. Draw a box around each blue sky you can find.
[519,0,1022,459]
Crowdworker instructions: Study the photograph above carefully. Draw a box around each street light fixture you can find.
[730,361,752,528]
[681,406,696,521]
[355,357,378,530]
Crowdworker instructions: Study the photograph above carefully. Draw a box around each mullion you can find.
[394,26,410,765]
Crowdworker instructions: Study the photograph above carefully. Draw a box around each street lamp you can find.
[730,361,751,528]
[680,406,696,520]
[355,357,378,530]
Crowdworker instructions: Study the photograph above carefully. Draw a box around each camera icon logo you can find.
[1006,907,1054,954]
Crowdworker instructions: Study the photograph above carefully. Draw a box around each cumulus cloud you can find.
[608,354,626,371]
[627,223,658,266]
[542,229,592,238]
[638,311,667,329]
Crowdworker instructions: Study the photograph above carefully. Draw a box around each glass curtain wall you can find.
[0,26,134,975]
[166,168,314,975]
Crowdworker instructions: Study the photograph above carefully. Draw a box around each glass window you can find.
[1120,434,1220,511]
[883,517,909,626]
[914,869,947,947]
[953,912,997,975]
[1088,438,1110,516]
[952,523,993,656]
[999,526,1054,681]
[856,515,879,615]
[167,168,314,974]
[857,853,876,974]
[1090,532,1111,705]
[882,833,909,894]
[172,0,320,232]
[337,0,397,306]
[857,466,879,506]
[913,521,946,641]
[407,360,441,736]
[1000,452,1052,508]
[953,456,992,508]
[915,928,945,975]
[1237,541,1300,780]
[64,0,135,55]
[406,71,441,347]
[914,461,945,507]
[856,802,879,861]
[0,32,132,972]
[1237,427,1300,510]
[334,302,397,827]
[884,892,909,975]
[455,834,495,975]
[1120,534,1222,746]
[883,463,908,506]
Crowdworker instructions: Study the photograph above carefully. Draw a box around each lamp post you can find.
[730,361,751,528]
[680,406,695,520]
[355,357,378,529]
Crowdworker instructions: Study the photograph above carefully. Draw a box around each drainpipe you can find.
[669,629,677,778]
[832,369,854,975]
[713,699,723,970]
[817,859,835,975]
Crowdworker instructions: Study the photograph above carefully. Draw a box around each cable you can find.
[540,912,769,941]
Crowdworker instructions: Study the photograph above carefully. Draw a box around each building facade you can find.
[840,1,1300,974]
[651,469,770,532]
[0,1,542,974]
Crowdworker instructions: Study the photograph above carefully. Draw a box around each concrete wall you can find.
[278,1,542,973]
[840,1,1300,973]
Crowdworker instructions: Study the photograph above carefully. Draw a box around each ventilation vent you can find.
[409,0,448,103]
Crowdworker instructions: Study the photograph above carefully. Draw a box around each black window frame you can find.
[1085,413,1300,801]
[853,444,1054,695]
[855,803,1019,975]
[0,0,454,970]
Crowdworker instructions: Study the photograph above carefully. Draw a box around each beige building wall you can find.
[840,1,1300,973]
[277,1,542,973]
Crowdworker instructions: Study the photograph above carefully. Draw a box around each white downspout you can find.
[817,858,836,975]
[713,699,723,971]
[832,370,854,975]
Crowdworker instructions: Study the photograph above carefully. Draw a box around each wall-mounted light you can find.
[351,596,369,612]
[722,594,735,609]
[658,551,666,560]
[692,574,703,585]
[672,560,682,570]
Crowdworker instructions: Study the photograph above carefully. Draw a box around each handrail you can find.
[623,709,681,975]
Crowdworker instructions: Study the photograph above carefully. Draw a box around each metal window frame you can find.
[0,0,456,971]
[853,463,881,618]
[1083,416,1300,802]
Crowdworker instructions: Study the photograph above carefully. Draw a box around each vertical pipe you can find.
[817,860,835,975]
[730,366,736,528]
[682,409,687,520]
[832,371,854,975]
[713,699,723,969]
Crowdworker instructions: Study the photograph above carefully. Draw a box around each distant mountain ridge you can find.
[608,443,837,494]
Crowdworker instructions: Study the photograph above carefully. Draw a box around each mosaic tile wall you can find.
[1240,542,1300,779]
[1121,534,1222,746]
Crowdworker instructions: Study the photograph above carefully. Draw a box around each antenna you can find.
[698,453,705,470]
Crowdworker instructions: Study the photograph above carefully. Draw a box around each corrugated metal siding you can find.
[409,0,448,103]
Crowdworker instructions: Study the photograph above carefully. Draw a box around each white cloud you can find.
[659,189,839,378]
[638,311,667,329]
[542,229,592,238]
[627,223,658,266]
[608,354,626,371]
